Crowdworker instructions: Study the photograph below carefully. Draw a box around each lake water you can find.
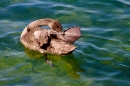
[0,0,130,86]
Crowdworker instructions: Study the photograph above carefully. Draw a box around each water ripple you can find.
[0,0,130,85]
[118,0,130,5]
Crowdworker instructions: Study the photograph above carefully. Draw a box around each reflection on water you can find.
[0,0,130,86]
[24,47,82,79]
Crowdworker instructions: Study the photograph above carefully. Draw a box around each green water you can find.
[0,0,130,86]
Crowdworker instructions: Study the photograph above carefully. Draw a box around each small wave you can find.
[118,0,130,5]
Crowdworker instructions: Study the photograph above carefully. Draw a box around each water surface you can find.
[0,0,130,86]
